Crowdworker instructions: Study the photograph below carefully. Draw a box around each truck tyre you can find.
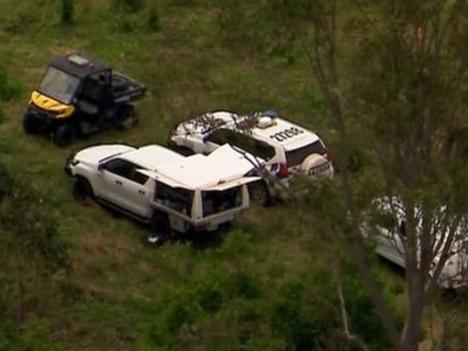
[73,177,94,205]
[23,112,40,134]
[53,124,75,147]
[248,180,271,206]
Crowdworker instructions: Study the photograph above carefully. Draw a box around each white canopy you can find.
[139,144,260,190]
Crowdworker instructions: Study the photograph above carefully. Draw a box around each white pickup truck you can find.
[65,143,259,242]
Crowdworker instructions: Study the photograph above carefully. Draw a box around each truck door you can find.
[99,158,152,218]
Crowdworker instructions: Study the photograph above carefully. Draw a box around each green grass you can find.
[0,1,406,350]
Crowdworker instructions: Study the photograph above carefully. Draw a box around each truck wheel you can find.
[73,177,94,205]
[23,112,40,134]
[248,181,271,206]
[53,124,75,147]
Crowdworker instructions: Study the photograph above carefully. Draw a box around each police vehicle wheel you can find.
[73,177,94,205]
[248,181,271,206]
[53,124,75,147]
[23,113,40,134]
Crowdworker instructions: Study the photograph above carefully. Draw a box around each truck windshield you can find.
[202,186,242,217]
[38,66,80,104]
[285,140,326,167]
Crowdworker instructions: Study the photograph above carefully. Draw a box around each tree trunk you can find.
[401,282,424,351]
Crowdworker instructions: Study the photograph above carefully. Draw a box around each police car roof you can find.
[124,144,255,190]
[249,117,320,150]
[50,53,110,78]
[204,111,321,151]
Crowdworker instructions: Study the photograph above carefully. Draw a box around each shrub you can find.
[270,281,324,350]
[148,3,160,31]
[196,278,225,313]
[227,271,261,300]
[60,0,74,24]
[113,0,144,13]
[0,318,64,351]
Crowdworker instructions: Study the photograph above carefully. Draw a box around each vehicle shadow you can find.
[377,256,406,277]
[97,203,231,250]
[174,225,231,250]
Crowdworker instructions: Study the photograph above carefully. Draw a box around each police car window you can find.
[104,158,134,178]
[206,129,230,145]
[207,129,275,159]
[228,132,275,160]
[285,140,326,167]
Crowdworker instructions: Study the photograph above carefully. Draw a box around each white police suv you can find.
[168,110,334,204]
[65,143,259,242]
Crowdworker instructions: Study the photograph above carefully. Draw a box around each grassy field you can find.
[0,1,442,350]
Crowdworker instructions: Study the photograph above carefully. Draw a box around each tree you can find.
[289,1,468,350]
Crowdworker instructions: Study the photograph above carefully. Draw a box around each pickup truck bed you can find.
[111,72,146,103]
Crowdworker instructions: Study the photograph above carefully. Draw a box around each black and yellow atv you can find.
[23,53,146,146]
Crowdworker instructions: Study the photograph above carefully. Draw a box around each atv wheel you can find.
[53,124,75,147]
[248,181,271,206]
[73,177,94,205]
[23,112,40,134]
